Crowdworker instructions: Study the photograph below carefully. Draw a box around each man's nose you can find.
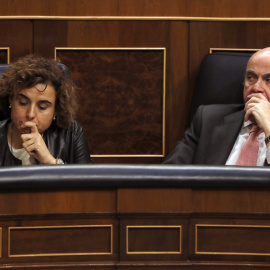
[253,80,264,92]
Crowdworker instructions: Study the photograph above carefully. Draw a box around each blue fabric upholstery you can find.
[0,64,8,74]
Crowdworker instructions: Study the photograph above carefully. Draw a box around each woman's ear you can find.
[8,95,13,109]
[9,94,13,104]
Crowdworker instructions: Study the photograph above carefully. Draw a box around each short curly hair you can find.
[0,54,78,128]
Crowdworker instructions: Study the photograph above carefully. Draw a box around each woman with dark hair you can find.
[0,55,92,166]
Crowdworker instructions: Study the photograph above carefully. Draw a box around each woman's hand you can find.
[20,121,57,164]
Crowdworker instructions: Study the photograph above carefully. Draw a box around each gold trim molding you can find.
[1,16,270,21]
[126,225,182,254]
[91,155,164,158]
[210,48,259,54]
[195,224,270,256]
[55,47,166,158]
[8,225,113,257]
[0,47,10,64]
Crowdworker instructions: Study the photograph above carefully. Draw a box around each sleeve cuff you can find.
[266,147,270,164]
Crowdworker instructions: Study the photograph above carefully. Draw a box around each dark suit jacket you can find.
[163,104,245,165]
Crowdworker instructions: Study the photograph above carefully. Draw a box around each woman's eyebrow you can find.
[18,93,30,100]
[18,93,52,105]
[38,100,53,105]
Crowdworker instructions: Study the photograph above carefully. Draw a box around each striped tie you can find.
[235,125,262,166]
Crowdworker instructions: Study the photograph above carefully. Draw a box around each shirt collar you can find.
[243,120,253,128]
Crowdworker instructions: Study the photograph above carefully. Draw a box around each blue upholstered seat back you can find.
[0,65,8,74]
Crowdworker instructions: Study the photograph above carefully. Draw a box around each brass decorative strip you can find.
[162,48,166,157]
[55,47,166,157]
[0,47,10,64]
[195,224,270,256]
[126,225,182,254]
[210,48,259,54]
[1,16,270,21]
[8,225,113,257]
[90,154,164,158]
[55,47,167,54]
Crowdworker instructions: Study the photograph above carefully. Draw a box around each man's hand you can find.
[245,93,270,136]
[21,121,57,164]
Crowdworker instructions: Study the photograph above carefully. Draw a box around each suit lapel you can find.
[207,109,245,165]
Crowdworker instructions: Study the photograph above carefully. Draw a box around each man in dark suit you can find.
[163,47,270,166]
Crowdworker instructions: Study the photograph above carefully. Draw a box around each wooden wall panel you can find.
[0,48,9,64]
[0,0,270,17]
[0,265,115,270]
[32,20,188,163]
[34,21,68,58]
[189,218,270,263]
[0,21,32,62]
[0,190,116,215]
[0,220,118,265]
[2,4,270,163]
[56,48,165,156]
[126,226,181,253]
[9,225,112,256]
[3,171,270,269]
[192,189,270,213]
[195,224,270,255]
[67,20,188,161]
[187,0,269,18]
[117,188,192,212]
[119,218,189,262]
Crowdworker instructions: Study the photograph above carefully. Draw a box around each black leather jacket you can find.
[0,119,92,166]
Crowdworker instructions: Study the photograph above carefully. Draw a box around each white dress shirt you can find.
[226,120,270,166]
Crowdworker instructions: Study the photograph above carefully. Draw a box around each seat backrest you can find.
[0,64,8,74]
[191,52,253,118]
[0,65,9,120]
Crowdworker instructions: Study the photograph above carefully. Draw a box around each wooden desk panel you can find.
[0,165,270,269]
[1,187,270,268]
[192,188,270,213]
[117,188,192,213]
[0,189,116,215]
